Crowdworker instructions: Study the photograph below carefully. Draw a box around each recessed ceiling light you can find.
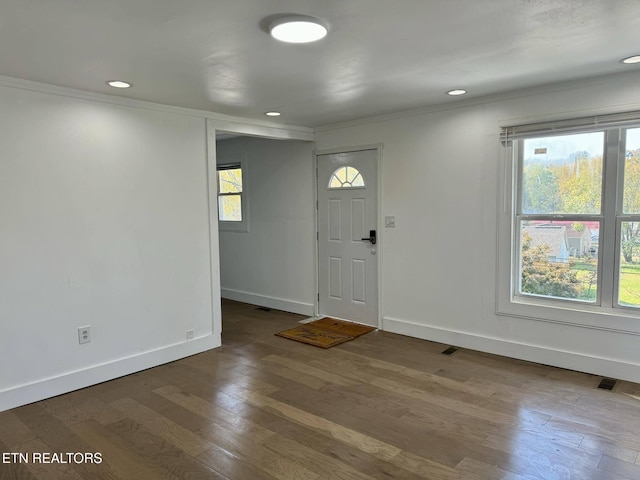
[265,111,281,117]
[621,55,640,64]
[447,89,467,96]
[106,80,132,88]
[269,16,328,43]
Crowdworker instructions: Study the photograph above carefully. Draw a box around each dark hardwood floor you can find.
[2,299,640,479]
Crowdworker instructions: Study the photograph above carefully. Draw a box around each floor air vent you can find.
[441,346,459,355]
[597,378,617,391]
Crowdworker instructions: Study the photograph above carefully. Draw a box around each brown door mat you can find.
[275,317,376,349]
[310,317,376,337]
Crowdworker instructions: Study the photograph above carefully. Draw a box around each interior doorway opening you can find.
[212,129,316,337]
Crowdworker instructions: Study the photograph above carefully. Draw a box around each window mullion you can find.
[600,129,622,307]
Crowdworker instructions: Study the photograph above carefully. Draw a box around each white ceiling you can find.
[1,0,639,127]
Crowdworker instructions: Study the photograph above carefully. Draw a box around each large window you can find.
[217,162,248,232]
[512,123,640,311]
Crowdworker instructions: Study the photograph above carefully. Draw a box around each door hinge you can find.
[317,231,319,241]
[318,293,320,301]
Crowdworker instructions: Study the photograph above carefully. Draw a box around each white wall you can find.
[315,71,640,383]
[0,84,219,411]
[217,137,316,316]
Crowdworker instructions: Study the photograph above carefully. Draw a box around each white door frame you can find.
[313,143,384,330]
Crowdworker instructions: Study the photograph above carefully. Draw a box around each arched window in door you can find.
[328,166,365,189]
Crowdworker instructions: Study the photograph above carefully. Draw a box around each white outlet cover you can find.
[78,325,91,344]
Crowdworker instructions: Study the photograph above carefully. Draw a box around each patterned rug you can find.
[275,317,376,348]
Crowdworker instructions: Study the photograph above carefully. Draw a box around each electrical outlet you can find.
[186,329,194,341]
[78,326,91,344]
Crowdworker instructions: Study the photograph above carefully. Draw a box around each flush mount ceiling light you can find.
[621,55,640,64]
[447,89,467,96]
[106,80,132,88]
[265,111,281,117]
[269,15,328,43]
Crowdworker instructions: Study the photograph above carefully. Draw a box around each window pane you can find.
[219,168,242,193]
[519,221,598,302]
[329,175,342,188]
[521,132,604,214]
[618,221,640,307]
[218,195,242,221]
[351,173,364,187]
[328,166,366,189]
[623,128,640,214]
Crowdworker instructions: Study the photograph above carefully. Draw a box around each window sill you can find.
[496,296,640,336]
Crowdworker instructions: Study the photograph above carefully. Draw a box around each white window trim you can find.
[217,158,249,233]
[496,124,640,336]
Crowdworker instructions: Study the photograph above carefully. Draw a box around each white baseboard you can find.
[221,288,315,316]
[0,334,220,413]
[383,316,640,384]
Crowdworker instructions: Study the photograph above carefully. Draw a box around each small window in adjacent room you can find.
[328,166,365,189]
[217,163,248,231]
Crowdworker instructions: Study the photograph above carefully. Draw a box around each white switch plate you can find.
[385,216,396,227]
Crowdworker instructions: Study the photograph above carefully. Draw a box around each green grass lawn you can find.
[619,262,640,306]
[572,259,597,301]
[571,259,640,305]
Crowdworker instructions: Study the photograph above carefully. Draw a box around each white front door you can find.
[317,149,378,326]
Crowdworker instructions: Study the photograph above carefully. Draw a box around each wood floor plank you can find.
[149,386,298,478]
[455,457,532,480]
[0,411,37,446]
[10,438,85,480]
[235,389,402,462]
[198,390,432,480]
[0,438,38,480]
[153,385,275,444]
[197,445,279,480]
[598,455,640,479]
[259,434,378,480]
[268,379,494,446]
[262,457,320,480]
[70,420,177,480]
[387,451,461,480]
[106,417,229,480]
[108,397,213,457]
[261,363,328,390]
[323,348,498,397]
[482,430,603,469]
[580,434,640,463]
[262,354,360,387]
[10,404,122,480]
[545,416,640,452]
[369,377,516,425]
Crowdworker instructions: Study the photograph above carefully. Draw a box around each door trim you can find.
[313,143,384,330]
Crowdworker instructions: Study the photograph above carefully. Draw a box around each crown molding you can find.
[315,70,640,133]
[0,75,314,139]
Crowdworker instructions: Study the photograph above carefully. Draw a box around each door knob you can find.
[361,229,377,245]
